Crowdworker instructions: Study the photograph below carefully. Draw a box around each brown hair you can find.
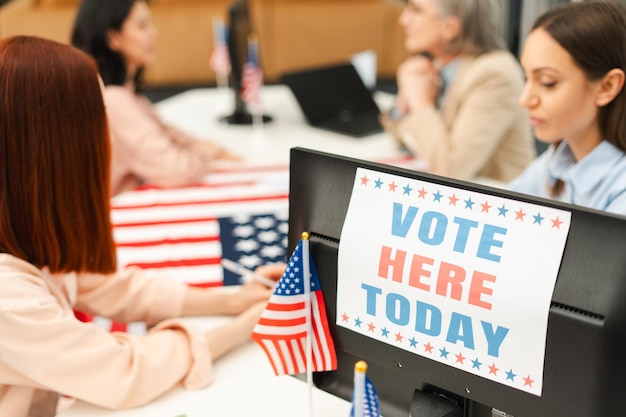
[532,0,626,153]
[0,36,117,274]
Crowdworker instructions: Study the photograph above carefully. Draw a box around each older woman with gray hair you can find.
[381,0,535,183]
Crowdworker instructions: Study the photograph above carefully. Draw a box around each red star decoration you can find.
[424,342,434,353]
[388,181,398,192]
[551,216,563,229]
[523,375,535,387]
[418,187,428,199]
[341,313,349,323]
[455,352,466,364]
[394,332,404,343]
[360,175,369,186]
[448,194,459,206]
[367,322,376,332]
[488,363,499,375]
[481,201,492,213]
[515,208,526,221]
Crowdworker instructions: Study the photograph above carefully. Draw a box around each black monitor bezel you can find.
[288,147,626,417]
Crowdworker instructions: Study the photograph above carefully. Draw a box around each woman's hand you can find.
[182,263,285,317]
[205,300,268,360]
[229,263,285,313]
[203,265,285,359]
[190,140,242,161]
[396,55,440,112]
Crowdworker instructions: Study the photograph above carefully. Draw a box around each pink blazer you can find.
[0,254,213,416]
[104,86,218,195]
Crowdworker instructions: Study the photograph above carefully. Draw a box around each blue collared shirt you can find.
[508,140,626,216]
[438,58,460,109]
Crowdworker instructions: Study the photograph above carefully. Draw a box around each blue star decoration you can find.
[409,337,419,348]
[533,212,545,225]
[374,178,383,189]
[403,184,413,196]
[498,204,509,217]
[432,190,443,202]
[472,358,483,370]
[506,369,517,381]
[381,327,390,338]
[464,197,475,210]
[439,347,450,359]
[354,317,363,328]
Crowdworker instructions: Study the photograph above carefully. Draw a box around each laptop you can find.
[281,63,384,138]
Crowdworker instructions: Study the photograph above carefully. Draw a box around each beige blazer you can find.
[0,254,213,416]
[381,50,536,182]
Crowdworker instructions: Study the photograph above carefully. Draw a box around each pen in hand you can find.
[221,258,278,288]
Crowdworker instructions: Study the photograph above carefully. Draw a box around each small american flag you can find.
[209,19,231,76]
[252,236,337,375]
[350,361,381,417]
[240,35,263,107]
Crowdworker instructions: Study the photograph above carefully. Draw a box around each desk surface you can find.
[154,85,414,167]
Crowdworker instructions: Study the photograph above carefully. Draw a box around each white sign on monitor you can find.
[337,167,571,396]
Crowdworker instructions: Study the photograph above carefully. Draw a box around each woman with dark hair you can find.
[509,0,626,214]
[381,0,536,183]
[72,0,238,196]
[0,36,281,416]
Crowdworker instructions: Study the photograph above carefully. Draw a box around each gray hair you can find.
[437,0,506,55]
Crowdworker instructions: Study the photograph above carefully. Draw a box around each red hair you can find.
[0,36,117,273]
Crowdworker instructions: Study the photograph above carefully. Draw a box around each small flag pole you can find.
[302,231,314,417]
[353,361,367,417]
[210,18,229,90]
[246,34,265,140]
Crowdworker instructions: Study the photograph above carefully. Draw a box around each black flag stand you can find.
[220,0,272,125]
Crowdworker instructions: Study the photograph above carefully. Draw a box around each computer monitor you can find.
[288,147,626,417]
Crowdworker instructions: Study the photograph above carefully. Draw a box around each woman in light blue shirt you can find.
[509,1,626,215]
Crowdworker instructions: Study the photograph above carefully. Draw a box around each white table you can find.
[154,85,414,167]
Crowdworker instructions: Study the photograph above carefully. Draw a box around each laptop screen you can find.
[282,63,381,125]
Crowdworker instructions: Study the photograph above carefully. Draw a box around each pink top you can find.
[104,86,217,195]
[0,254,213,416]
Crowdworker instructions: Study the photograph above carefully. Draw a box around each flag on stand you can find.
[350,361,381,417]
[252,234,337,375]
[209,18,231,77]
[240,34,263,107]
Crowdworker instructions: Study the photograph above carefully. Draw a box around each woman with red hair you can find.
[0,36,281,416]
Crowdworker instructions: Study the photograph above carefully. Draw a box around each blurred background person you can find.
[509,0,626,214]
[381,0,536,183]
[72,0,239,196]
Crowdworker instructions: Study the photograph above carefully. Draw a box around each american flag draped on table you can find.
[112,165,288,286]
[77,165,290,333]
[251,235,337,375]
